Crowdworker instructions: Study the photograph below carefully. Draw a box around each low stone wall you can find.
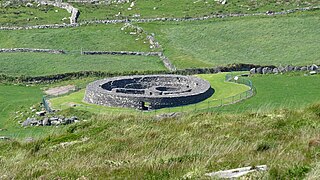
[82,51,161,56]
[0,23,79,30]
[0,48,65,54]
[250,64,319,74]
[35,0,80,24]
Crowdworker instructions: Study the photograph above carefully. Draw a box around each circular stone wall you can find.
[84,75,213,110]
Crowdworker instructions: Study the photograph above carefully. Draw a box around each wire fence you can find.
[42,74,254,116]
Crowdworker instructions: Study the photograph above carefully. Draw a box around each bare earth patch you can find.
[45,85,76,96]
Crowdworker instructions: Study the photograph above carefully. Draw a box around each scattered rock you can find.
[310,71,317,75]
[249,68,256,74]
[272,68,279,74]
[36,111,46,116]
[0,136,10,140]
[155,112,182,121]
[25,137,35,143]
[22,116,79,127]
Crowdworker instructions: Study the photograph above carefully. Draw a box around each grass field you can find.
[72,0,320,21]
[0,53,166,77]
[1,103,320,178]
[49,73,250,114]
[0,84,62,138]
[217,73,320,113]
[0,24,151,51]
[140,11,320,68]
[0,2,69,26]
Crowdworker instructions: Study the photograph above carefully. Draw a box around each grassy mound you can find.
[140,11,320,68]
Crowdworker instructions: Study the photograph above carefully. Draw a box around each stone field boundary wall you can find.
[0,6,319,30]
[0,48,65,54]
[35,0,80,24]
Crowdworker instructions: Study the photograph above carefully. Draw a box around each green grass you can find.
[140,12,320,68]
[0,24,151,51]
[0,53,166,77]
[0,103,320,178]
[218,73,320,113]
[49,73,250,114]
[72,0,320,21]
[0,2,70,26]
[0,84,59,138]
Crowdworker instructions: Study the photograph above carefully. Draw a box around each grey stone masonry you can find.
[0,48,65,54]
[84,75,213,110]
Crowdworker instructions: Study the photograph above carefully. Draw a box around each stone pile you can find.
[0,48,65,54]
[22,116,79,127]
[250,64,319,74]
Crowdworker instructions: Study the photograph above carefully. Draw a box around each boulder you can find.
[310,71,317,75]
[36,111,46,116]
[294,66,301,71]
[256,67,262,74]
[310,64,319,71]
[249,68,256,74]
[272,68,279,74]
[278,65,285,73]
[262,67,269,74]
[300,66,307,71]
[42,118,50,126]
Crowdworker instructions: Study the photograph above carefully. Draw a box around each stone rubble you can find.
[22,116,79,127]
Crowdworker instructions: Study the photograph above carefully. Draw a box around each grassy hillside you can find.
[218,73,320,113]
[72,0,320,21]
[0,103,319,179]
[0,53,166,77]
[0,24,151,51]
[140,11,320,68]
[0,2,69,26]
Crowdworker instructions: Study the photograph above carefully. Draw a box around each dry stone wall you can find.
[35,0,80,24]
[0,48,65,54]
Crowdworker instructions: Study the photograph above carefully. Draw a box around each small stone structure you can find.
[84,75,213,110]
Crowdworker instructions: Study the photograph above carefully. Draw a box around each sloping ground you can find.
[0,24,150,51]
[72,0,320,21]
[0,1,69,26]
[218,73,320,113]
[0,53,165,77]
[140,11,320,68]
[0,84,60,139]
[0,103,319,179]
